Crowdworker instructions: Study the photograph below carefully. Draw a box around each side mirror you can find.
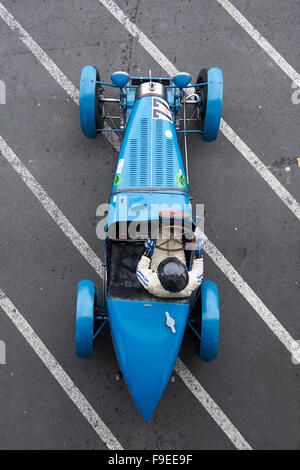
[172,72,191,89]
[111,71,130,88]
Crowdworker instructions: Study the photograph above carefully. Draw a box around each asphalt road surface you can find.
[0,0,299,450]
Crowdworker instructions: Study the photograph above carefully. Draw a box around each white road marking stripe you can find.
[216,0,300,88]
[202,233,300,364]
[0,3,79,103]
[0,136,251,449]
[0,6,250,445]
[98,0,177,75]
[0,143,296,450]
[175,359,252,450]
[0,2,121,153]
[0,289,123,450]
[98,0,300,222]
[0,136,105,279]
[2,133,298,366]
[96,0,300,358]
[0,1,297,446]
[220,119,300,221]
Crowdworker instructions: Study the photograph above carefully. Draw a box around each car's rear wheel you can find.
[192,280,220,361]
[75,280,95,358]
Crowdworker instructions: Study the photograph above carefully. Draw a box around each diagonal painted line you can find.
[201,233,300,364]
[0,1,290,359]
[0,136,251,449]
[216,0,300,88]
[219,120,300,221]
[0,1,253,451]
[97,0,300,222]
[99,0,178,75]
[1,0,299,366]
[2,132,299,364]
[1,0,299,223]
[0,289,123,450]
[0,136,105,279]
[0,2,120,152]
[0,1,297,446]
[0,3,78,103]
[175,359,251,450]
[0,0,299,384]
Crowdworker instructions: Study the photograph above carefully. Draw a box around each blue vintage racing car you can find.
[75,67,223,421]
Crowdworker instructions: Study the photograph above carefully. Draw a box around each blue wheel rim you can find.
[199,280,220,361]
[75,280,95,358]
[201,67,223,142]
[79,65,99,139]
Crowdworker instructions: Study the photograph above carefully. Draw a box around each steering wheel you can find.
[153,225,196,252]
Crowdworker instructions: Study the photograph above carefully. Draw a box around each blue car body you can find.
[107,95,191,226]
[77,69,222,421]
[106,92,192,421]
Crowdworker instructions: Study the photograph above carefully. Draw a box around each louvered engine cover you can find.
[112,96,188,191]
[107,94,191,227]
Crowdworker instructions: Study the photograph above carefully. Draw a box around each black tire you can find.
[95,68,104,132]
[190,289,202,353]
[196,68,208,131]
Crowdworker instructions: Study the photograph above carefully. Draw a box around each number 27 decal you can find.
[152,97,173,122]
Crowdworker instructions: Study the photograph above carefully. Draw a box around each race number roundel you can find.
[114,174,122,186]
[175,171,186,188]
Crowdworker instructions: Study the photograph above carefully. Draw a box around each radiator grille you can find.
[166,139,174,186]
[139,118,148,187]
[129,138,138,187]
[155,120,164,186]
[127,117,177,190]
